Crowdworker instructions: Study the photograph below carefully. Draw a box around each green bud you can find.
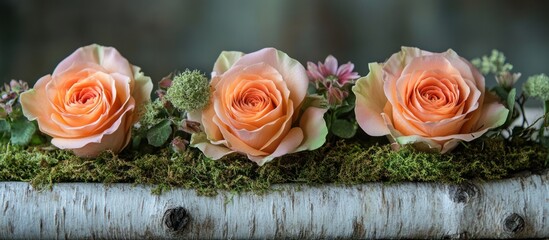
[523,74,549,101]
[165,70,210,112]
[471,49,513,76]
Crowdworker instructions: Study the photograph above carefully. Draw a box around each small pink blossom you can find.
[326,86,347,106]
[307,55,360,88]
[307,55,360,105]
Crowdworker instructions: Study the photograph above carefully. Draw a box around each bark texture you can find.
[1,171,548,239]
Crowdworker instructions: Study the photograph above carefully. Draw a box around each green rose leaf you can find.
[334,103,355,116]
[146,120,172,147]
[492,85,508,101]
[10,118,36,146]
[334,93,356,116]
[331,119,357,139]
[0,119,10,133]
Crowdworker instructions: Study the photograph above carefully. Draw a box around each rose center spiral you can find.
[233,87,275,114]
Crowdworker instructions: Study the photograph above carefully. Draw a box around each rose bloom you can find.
[189,48,328,165]
[353,47,509,153]
[20,44,153,157]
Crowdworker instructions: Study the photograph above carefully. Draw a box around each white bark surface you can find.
[1,171,548,239]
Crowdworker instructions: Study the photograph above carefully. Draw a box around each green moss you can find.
[0,136,547,196]
[382,147,460,183]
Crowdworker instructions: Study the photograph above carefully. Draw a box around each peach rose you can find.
[189,48,328,165]
[353,47,509,153]
[20,44,153,157]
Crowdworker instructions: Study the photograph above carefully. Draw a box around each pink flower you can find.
[353,47,509,153]
[307,55,360,105]
[307,55,360,88]
[189,48,328,165]
[20,44,153,157]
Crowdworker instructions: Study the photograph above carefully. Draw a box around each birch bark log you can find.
[1,171,548,239]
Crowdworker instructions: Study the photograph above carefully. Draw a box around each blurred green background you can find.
[1,0,548,89]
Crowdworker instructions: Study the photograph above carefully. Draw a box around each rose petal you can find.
[70,109,134,157]
[20,75,67,137]
[130,65,153,114]
[232,116,289,151]
[213,51,245,76]
[21,75,51,121]
[238,101,295,154]
[383,47,433,82]
[51,104,133,153]
[353,63,390,136]
[200,104,224,142]
[295,106,328,152]
[191,136,235,160]
[231,48,308,109]
[218,63,288,130]
[442,49,479,88]
[430,92,509,143]
[53,44,133,78]
[249,127,304,166]
[214,116,269,157]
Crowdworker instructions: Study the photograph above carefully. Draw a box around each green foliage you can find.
[9,118,36,146]
[133,70,209,153]
[0,120,9,135]
[165,70,210,112]
[324,92,358,139]
[492,87,517,128]
[146,120,172,147]
[331,119,357,139]
[0,80,45,146]
[471,49,513,76]
[1,115,44,146]
[139,99,165,128]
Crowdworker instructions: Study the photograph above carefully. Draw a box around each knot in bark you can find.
[163,206,190,233]
[449,182,478,204]
[504,213,525,233]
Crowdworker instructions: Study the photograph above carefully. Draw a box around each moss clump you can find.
[0,136,547,196]
[453,137,547,179]
[0,142,59,182]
